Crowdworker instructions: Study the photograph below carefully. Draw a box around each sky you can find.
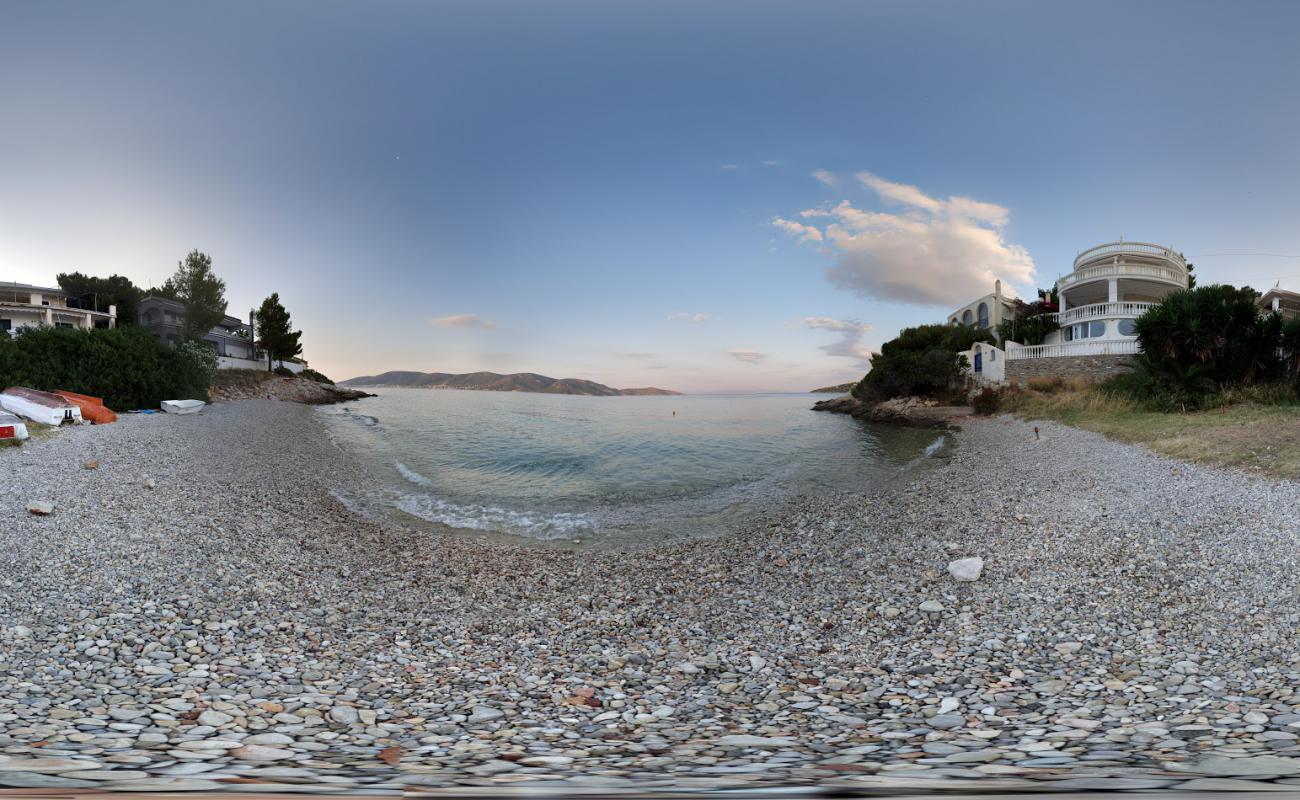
[3,0,1300,392]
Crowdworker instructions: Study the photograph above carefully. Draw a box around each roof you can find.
[141,295,245,327]
[0,281,67,296]
[1260,287,1300,304]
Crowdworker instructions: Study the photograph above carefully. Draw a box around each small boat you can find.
[0,413,29,441]
[54,390,118,424]
[161,399,206,415]
[0,387,83,426]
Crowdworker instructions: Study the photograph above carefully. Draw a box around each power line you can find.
[1188,253,1300,258]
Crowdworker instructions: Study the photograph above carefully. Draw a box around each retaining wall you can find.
[1005,354,1134,385]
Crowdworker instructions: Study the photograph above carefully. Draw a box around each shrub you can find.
[853,323,993,402]
[997,296,1060,346]
[971,387,1001,415]
[1026,375,1064,393]
[273,365,295,377]
[0,326,212,409]
[299,368,334,384]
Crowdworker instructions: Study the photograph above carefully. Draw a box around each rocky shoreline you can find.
[3,401,1300,795]
[813,393,974,428]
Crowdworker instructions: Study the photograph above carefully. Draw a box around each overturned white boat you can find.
[0,413,30,442]
[0,387,82,426]
[161,399,206,415]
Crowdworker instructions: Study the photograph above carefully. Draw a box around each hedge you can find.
[0,326,215,411]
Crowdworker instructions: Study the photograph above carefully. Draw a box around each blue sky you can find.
[3,0,1299,391]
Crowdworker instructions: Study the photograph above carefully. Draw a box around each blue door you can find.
[974,352,983,373]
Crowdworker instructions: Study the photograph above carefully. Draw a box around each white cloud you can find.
[796,317,874,366]
[771,217,823,243]
[762,159,781,166]
[728,348,767,364]
[720,163,740,171]
[668,312,712,323]
[812,169,837,187]
[774,172,1035,306]
[432,313,495,329]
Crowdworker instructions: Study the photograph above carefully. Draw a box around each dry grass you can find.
[1004,385,1300,479]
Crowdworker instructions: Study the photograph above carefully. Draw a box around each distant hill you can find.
[340,371,682,397]
[618,387,683,396]
[810,381,857,394]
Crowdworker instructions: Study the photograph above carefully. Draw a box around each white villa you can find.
[953,240,1192,384]
[0,282,118,335]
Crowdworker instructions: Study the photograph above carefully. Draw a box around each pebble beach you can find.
[3,398,1300,795]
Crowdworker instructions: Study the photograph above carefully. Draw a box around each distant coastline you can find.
[810,381,857,394]
[340,370,681,397]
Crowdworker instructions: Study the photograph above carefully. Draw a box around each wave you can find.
[923,435,946,457]
[394,461,433,487]
[392,492,595,540]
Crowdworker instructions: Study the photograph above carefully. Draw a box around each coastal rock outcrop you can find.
[811,394,973,428]
[210,374,373,405]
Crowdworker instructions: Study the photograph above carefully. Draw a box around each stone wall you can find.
[1005,354,1135,385]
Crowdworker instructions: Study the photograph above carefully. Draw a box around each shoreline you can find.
[3,400,1300,793]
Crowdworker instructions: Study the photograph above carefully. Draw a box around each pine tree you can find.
[162,250,228,341]
[254,293,303,371]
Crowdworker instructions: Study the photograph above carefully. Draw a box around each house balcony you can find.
[1057,241,1189,292]
[1005,339,1141,360]
[1056,301,1158,325]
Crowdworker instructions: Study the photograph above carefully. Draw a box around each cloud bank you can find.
[773,172,1035,306]
[668,312,712,323]
[728,349,767,364]
[797,317,873,366]
[432,313,495,329]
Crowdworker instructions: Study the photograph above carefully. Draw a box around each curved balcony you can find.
[1058,241,1189,291]
[1057,301,1158,325]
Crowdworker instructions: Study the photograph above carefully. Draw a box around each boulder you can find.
[947,557,984,582]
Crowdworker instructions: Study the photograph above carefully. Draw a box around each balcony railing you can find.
[1073,241,1187,271]
[1057,301,1157,324]
[1059,262,1189,289]
[1276,307,1300,321]
[1006,340,1141,360]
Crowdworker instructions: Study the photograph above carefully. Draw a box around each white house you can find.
[1259,287,1300,321]
[948,279,1017,338]
[0,282,117,335]
[1005,240,1190,360]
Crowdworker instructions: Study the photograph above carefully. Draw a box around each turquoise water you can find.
[319,388,941,545]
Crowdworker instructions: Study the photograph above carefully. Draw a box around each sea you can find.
[318,388,945,547]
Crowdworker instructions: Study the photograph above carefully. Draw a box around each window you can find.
[0,291,31,305]
[0,319,10,331]
[977,302,989,329]
[962,309,973,325]
[1089,320,1105,338]
[989,349,996,361]
[55,322,73,329]
[1118,319,1138,336]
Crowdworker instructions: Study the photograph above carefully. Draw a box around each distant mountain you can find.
[340,371,682,397]
[810,382,857,394]
[618,387,683,396]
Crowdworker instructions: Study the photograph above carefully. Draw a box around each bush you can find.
[0,326,213,409]
[853,323,993,402]
[299,368,333,384]
[273,365,295,377]
[1026,375,1064,393]
[971,387,1001,415]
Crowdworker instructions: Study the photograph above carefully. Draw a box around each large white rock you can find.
[947,557,984,582]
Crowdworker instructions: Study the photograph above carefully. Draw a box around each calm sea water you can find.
[318,389,943,546]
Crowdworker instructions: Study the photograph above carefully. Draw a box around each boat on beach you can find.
[0,387,83,426]
[0,413,29,441]
[53,390,118,424]
[161,399,206,415]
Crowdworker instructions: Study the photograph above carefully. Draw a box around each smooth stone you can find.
[716,735,797,748]
[947,557,983,581]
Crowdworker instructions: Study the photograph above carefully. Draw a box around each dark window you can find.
[0,319,10,330]
[1118,319,1138,336]
[977,302,989,328]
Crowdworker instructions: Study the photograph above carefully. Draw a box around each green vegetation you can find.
[852,323,992,402]
[971,387,1000,415]
[56,272,144,326]
[0,327,215,409]
[300,368,333,384]
[254,293,303,371]
[1108,284,1300,411]
[154,250,229,341]
[273,365,295,377]
[997,294,1059,346]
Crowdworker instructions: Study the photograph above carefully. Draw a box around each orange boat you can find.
[53,390,118,424]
